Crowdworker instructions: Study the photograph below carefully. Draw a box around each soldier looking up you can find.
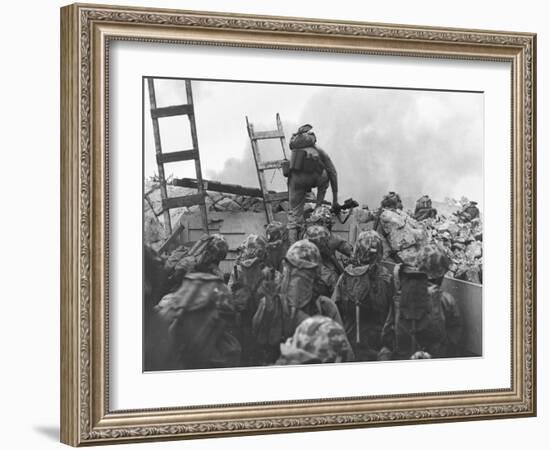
[286,124,339,243]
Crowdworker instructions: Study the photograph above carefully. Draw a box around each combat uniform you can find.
[264,221,290,272]
[376,193,428,267]
[287,125,339,242]
[228,234,281,365]
[276,316,355,365]
[146,272,241,371]
[457,201,480,222]
[414,195,438,221]
[252,240,343,363]
[380,243,463,359]
[163,234,228,293]
[331,230,394,360]
[306,205,353,258]
[304,224,340,297]
[304,206,353,296]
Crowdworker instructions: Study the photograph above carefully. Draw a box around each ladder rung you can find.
[162,193,205,210]
[251,130,285,140]
[156,149,198,164]
[258,159,286,171]
[264,192,288,202]
[151,104,193,119]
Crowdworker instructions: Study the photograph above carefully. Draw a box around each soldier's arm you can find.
[316,146,338,202]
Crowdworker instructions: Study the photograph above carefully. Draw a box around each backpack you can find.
[393,266,447,356]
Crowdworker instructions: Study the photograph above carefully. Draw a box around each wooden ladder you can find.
[146,78,209,250]
[246,113,289,223]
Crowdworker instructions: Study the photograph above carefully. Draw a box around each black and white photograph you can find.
[142,77,483,371]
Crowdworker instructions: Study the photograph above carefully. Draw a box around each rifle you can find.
[392,264,402,355]
[330,198,359,224]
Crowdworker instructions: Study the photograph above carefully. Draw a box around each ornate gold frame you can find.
[60,3,536,446]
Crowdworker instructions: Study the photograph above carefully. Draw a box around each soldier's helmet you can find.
[415,195,432,211]
[189,233,229,265]
[308,205,333,227]
[297,124,313,134]
[410,351,432,360]
[304,225,330,252]
[238,234,267,262]
[416,243,451,280]
[285,239,321,269]
[280,316,355,363]
[155,272,231,323]
[353,230,383,264]
[381,191,403,210]
[265,221,288,243]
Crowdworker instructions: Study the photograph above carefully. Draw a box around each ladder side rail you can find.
[276,113,289,160]
[147,77,172,235]
[247,117,274,223]
[185,80,209,235]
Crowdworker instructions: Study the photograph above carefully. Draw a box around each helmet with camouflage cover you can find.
[187,233,229,267]
[353,230,383,265]
[265,221,288,243]
[278,316,354,364]
[416,243,451,280]
[381,191,403,210]
[304,224,330,254]
[155,272,231,323]
[410,351,432,359]
[285,239,320,269]
[238,234,267,262]
[308,205,333,228]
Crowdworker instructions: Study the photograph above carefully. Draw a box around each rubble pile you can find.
[425,215,482,284]
[353,197,483,284]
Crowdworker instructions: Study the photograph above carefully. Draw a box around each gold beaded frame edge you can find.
[60,3,536,446]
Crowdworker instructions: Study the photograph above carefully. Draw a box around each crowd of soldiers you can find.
[144,197,465,371]
[143,124,471,371]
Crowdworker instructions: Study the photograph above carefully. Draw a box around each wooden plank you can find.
[264,191,288,202]
[162,193,205,210]
[185,80,209,235]
[158,221,185,255]
[258,159,285,170]
[156,149,198,164]
[171,177,263,198]
[150,103,193,119]
[251,129,285,140]
[147,77,172,235]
